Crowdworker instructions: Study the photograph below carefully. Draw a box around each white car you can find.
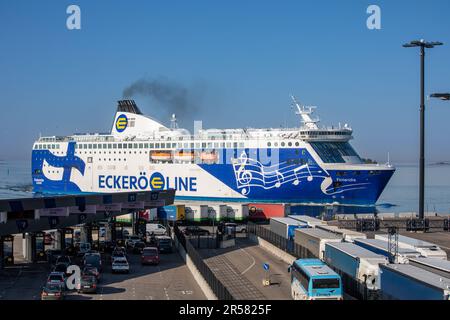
[146,224,167,236]
[125,235,141,248]
[112,257,130,273]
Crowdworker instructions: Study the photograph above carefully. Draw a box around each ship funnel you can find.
[117,99,143,115]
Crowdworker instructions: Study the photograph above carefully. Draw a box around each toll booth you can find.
[136,218,147,236]
[114,222,125,247]
[63,229,75,256]
[91,225,100,251]
[33,232,47,262]
[2,235,14,266]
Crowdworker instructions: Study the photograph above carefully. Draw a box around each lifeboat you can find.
[174,150,194,162]
[150,150,172,162]
[200,151,218,162]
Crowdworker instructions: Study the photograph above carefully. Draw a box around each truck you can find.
[288,215,326,228]
[185,204,209,222]
[219,204,249,221]
[324,242,388,299]
[379,263,450,300]
[270,217,308,240]
[409,257,450,279]
[157,205,185,221]
[317,225,367,243]
[294,228,342,260]
[247,203,290,221]
[375,234,447,259]
[353,238,421,264]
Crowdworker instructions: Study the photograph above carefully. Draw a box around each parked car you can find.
[46,272,66,289]
[46,249,63,265]
[112,257,130,273]
[82,266,101,281]
[224,222,247,233]
[77,242,92,257]
[77,275,98,294]
[156,236,173,253]
[141,247,160,265]
[146,223,167,236]
[183,226,210,236]
[41,283,65,300]
[125,235,142,248]
[55,255,71,266]
[53,263,69,276]
[83,252,102,271]
[132,241,146,254]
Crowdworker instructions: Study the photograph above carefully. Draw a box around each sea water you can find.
[0,160,449,214]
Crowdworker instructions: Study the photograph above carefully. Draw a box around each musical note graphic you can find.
[232,151,328,195]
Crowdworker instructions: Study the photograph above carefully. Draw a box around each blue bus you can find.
[288,258,343,300]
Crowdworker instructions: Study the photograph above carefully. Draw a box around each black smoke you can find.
[122,77,203,122]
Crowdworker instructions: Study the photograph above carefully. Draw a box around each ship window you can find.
[103,144,107,149]
[267,142,271,147]
[161,143,166,148]
[129,143,133,149]
[123,143,127,149]
[149,143,154,148]
[239,142,244,148]
[202,143,206,148]
[113,144,117,149]
[139,143,143,148]
[51,144,55,149]
[295,142,300,147]
[288,142,292,147]
[310,142,361,164]
[208,142,212,148]
[107,144,112,149]
[233,142,237,148]
[274,142,278,147]
[144,143,149,148]
[87,144,92,149]
[220,142,225,148]
[281,142,285,147]
[93,144,97,149]
[156,143,160,148]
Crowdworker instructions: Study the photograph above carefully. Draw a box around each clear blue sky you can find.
[1,0,450,163]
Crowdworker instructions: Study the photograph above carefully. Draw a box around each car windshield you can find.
[44,284,62,292]
[48,275,63,281]
[81,276,95,282]
[135,242,145,247]
[143,249,157,256]
[312,278,340,289]
[84,267,98,273]
[114,260,128,265]
[55,264,66,271]
[85,256,100,263]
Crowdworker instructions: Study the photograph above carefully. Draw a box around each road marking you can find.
[238,246,256,275]
[164,287,170,300]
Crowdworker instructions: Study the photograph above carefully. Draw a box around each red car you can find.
[141,247,159,265]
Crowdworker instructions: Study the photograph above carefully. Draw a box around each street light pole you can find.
[403,39,443,221]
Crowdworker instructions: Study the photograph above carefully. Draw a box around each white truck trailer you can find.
[374,234,447,259]
[270,217,308,239]
[294,228,342,260]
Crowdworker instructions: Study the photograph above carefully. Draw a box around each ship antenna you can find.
[170,113,178,129]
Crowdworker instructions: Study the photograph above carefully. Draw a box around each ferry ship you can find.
[31,97,395,205]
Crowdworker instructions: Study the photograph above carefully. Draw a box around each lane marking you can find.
[238,246,256,275]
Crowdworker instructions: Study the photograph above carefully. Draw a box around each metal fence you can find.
[337,217,449,231]
[247,222,314,259]
[173,224,234,300]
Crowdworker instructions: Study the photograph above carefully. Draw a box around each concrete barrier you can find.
[249,233,296,265]
[173,234,218,300]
